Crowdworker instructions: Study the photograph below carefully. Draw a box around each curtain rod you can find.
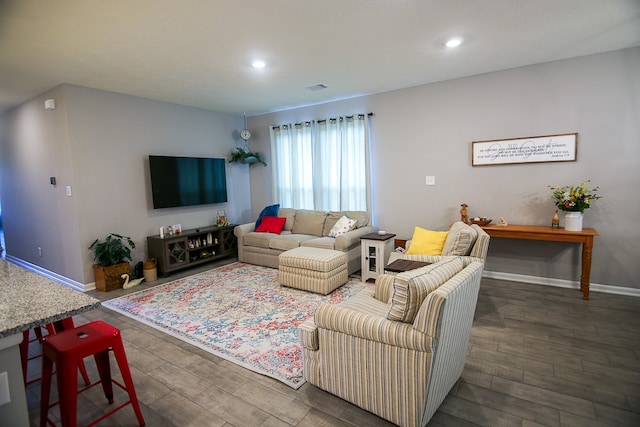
[271,112,374,129]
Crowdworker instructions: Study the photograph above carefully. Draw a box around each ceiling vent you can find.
[306,83,329,91]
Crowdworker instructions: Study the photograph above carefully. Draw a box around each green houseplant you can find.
[229,147,267,166]
[89,233,135,291]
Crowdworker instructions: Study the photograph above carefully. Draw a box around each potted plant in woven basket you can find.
[89,233,135,291]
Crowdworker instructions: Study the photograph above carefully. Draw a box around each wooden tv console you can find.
[147,224,237,276]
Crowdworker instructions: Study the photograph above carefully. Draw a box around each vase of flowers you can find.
[549,180,600,231]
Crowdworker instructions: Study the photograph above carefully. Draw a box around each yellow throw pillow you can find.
[405,227,449,255]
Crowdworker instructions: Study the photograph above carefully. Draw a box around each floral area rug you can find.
[102,262,371,389]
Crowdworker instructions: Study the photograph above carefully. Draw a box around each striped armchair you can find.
[299,258,484,427]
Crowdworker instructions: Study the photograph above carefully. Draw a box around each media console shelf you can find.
[147,224,237,276]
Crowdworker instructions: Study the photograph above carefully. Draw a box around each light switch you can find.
[425,176,436,186]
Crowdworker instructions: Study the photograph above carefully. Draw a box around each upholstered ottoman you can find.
[279,247,348,295]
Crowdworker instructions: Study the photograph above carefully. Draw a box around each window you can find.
[270,114,370,211]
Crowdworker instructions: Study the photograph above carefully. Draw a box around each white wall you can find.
[0,85,252,284]
[0,85,85,281]
[248,48,640,290]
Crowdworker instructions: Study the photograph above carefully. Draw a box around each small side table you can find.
[360,232,396,282]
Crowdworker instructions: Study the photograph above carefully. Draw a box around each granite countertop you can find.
[0,259,101,338]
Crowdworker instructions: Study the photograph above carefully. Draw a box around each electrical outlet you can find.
[37,247,42,257]
[425,175,436,186]
[0,371,10,406]
[65,185,72,196]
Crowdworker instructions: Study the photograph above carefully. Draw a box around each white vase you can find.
[564,211,583,231]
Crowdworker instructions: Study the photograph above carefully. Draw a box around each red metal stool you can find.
[40,320,145,427]
[19,318,91,386]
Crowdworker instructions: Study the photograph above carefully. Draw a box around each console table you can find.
[481,224,599,300]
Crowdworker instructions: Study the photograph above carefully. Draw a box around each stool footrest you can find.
[41,372,145,427]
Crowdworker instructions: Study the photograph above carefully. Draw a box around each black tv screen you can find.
[149,155,228,209]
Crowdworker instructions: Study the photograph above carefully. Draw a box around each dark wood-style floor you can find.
[24,260,640,426]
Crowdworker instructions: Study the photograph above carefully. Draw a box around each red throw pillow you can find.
[255,216,286,234]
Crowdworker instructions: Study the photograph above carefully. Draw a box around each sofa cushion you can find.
[322,211,369,235]
[255,216,286,234]
[442,221,478,256]
[405,227,449,255]
[269,234,316,251]
[291,210,327,236]
[279,208,297,232]
[344,211,369,228]
[386,257,464,323]
[322,211,345,236]
[328,216,358,237]
[300,237,337,250]
[256,204,279,228]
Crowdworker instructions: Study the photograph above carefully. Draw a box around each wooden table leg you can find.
[580,237,594,300]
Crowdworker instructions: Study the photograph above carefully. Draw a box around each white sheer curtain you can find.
[270,122,314,209]
[270,114,370,211]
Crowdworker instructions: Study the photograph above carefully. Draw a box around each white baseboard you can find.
[6,255,638,298]
[483,269,640,298]
[6,255,94,292]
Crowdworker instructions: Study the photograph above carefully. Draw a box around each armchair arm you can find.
[298,318,319,350]
[334,225,376,251]
[314,303,433,352]
[387,252,451,265]
[387,252,476,268]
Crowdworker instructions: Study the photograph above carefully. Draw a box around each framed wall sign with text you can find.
[472,133,577,166]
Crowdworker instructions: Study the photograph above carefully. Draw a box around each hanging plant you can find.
[229,147,267,166]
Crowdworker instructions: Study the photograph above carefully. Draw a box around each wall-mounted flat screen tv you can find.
[149,155,227,209]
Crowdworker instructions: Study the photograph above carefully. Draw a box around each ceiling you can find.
[1,0,639,116]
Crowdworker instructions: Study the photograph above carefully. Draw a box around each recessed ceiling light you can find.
[444,37,463,48]
[252,60,266,69]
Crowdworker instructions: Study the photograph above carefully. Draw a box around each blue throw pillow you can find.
[255,204,280,228]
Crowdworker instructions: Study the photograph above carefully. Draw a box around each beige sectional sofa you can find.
[234,208,376,275]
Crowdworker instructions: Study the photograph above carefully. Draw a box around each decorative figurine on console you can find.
[215,209,229,227]
[460,203,469,224]
[497,217,508,227]
[551,209,560,228]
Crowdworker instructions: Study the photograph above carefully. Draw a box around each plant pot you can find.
[238,156,257,164]
[564,211,583,232]
[143,258,157,282]
[93,262,130,291]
